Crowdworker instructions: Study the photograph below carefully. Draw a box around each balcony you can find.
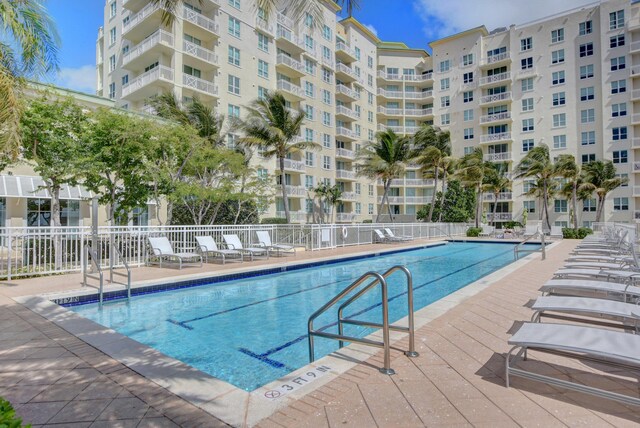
[335,84,360,102]
[480,91,512,105]
[377,179,434,186]
[341,192,357,201]
[377,124,404,133]
[182,41,218,69]
[277,80,305,100]
[255,16,274,35]
[275,25,304,54]
[182,6,219,37]
[276,12,294,30]
[277,185,307,197]
[404,126,421,135]
[479,72,511,86]
[122,65,174,99]
[335,41,357,63]
[122,30,174,68]
[633,114,640,125]
[377,88,403,99]
[336,213,358,222]
[182,74,218,98]
[321,55,334,69]
[336,127,357,141]
[302,38,317,60]
[404,72,433,82]
[276,53,305,77]
[487,212,513,221]
[377,196,431,204]
[479,111,512,124]
[516,68,537,80]
[484,192,512,201]
[631,65,640,77]
[122,2,162,40]
[377,106,402,116]
[336,148,356,160]
[480,132,512,144]
[633,186,640,196]
[276,211,307,222]
[632,90,640,100]
[335,105,360,121]
[634,162,640,172]
[377,70,403,81]
[377,107,433,117]
[631,41,640,53]
[336,169,357,180]
[405,90,433,100]
[336,63,361,84]
[279,158,306,172]
[633,138,640,147]
[481,52,511,67]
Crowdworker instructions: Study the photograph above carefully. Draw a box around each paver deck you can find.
[2,238,639,427]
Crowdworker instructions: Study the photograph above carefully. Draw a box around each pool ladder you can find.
[307,265,419,375]
[83,244,131,306]
[514,228,546,261]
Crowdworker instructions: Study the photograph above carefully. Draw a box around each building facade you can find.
[98,0,638,225]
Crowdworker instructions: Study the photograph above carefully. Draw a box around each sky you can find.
[45,0,597,94]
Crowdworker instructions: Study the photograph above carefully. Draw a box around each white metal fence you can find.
[0,222,469,280]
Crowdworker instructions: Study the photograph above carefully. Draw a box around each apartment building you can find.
[98,0,638,225]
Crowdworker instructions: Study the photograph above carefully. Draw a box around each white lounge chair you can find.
[541,279,640,302]
[384,228,412,241]
[147,237,202,269]
[255,230,295,256]
[506,323,640,406]
[554,267,640,283]
[550,226,563,238]
[478,224,494,237]
[195,236,243,264]
[523,224,540,238]
[222,234,269,260]
[373,229,401,243]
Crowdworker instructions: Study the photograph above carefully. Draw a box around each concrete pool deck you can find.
[2,238,638,427]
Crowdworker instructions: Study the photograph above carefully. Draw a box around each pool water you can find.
[70,242,518,391]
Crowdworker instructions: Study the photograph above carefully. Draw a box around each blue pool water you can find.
[70,242,518,391]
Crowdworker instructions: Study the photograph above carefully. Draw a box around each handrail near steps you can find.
[514,228,546,261]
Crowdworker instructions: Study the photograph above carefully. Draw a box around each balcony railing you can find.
[404,72,433,82]
[517,68,537,79]
[479,72,511,85]
[377,196,431,204]
[404,90,433,99]
[631,41,640,53]
[277,80,305,98]
[276,211,307,221]
[376,179,434,186]
[480,92,512,104]
[377,124,404,133]
[487,212,513,221]
[255,16,274,34]
[404,126,421,134]
[276,25,300,46]
[480,132,512,144]
[276,12,294,30]
[336,127,357,139]
[122,30,174,66]
[377,70,402,80]
[482,52,511,65]
[276,53,304,73]
[122,65,173,97]
[377,88,403,98]
[321,56,334,69]
[336,63,362,83]
[336,169,357,180]
[631,65,640,76]
[277,185,307,197]
[633,186,640,196]
[633,138,640,148]
[280,159,306,172]
[479,111,511,124]
[182,74,217,96]
[377,107,433,116]
[336,105,360,120]
[335,41,356,58]
[336,148,355,159]
[122,3,160,34]
[183,40,217,65]
[336,213,358,222]
[336,84,360,99]
[483,192,513,201]
[341,192,356,201]
[183,6,219,34]
[634,161,640,172]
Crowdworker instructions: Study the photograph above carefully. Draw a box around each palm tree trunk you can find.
[438,169,448,223]
[492,194,499,227]
[543,180,551,231]
[475,186,481,228]
[376,181,389,223]
[572,182,578,230]
[279,157,290,223]
[596,195,605,223]
[428,165,439,222]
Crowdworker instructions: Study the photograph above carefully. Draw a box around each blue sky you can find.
[46,0,595,94]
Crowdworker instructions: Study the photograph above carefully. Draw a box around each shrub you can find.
[260,217,288,224]
[562,227,593,239]
[0,398,26,428]
[466,227,482,237]
[362,219,372,223]
[577,227,593,239]
[504,221,523,229]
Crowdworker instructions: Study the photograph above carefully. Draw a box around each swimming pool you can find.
[70,242,519,391]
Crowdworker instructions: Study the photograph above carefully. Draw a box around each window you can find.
[258,60,269,78]
[228,75,240,95]
[521,57,533,70]
[322,111,331,126]
[440,96,450,108]
[521,78,533,92]
[612,103,627,117]
[617,173,629,187]
[464,128,474,140]
[439,59,451,73]
[109,27,116,45]
[322,155,331,170]
[551,28,564,43]
[522,98,533,112]
[554,200,568,213]
[367,56,374,69]
[613,150,628,164]
[581,109,595,123]
[228,46,240,66]
[581,153,595,164]
[614,198,629,211]
[322,133,331,148]
[552,70,565,85]
[579,20,592,35]
[355,47,360,60]
[258,86,267,100]
[610,34,625,48]
[613,127,628,140]
[227,104,240,118]
[228,17,241,38]
[322,24,332,41]
[304,81,314,98]
[553,135,566,149]
[580,64,594,79]
[227,133,238,149]
[108,82,115,99]
[523,201,536,214]
[522,139,534,152]
[441,113,450,125]
[463,90,474,103]
[109,55,115,72]
[304,35,314,53]
[463,72,474,83]
[462,53,474,66]
[552,92,565,106]
[305,151,314,167]
[580,86,594,101]
[551,49,564,64]
[611,56,626,71]
[183,64,201,78]
[367,74,373,87]
[368,203,374,215]
[28,199,80,227]
[522,118,534,132]
[579,42,593,57]
[552,113,566,128]
[322,67,332,84]
[610,10,624,30]
[463,109,473,121]
[583,199,596,212]
[228,0,240,8]
[258,33,269,52]
[304,58,315,75]
[109,1,116,18]
[322,89,331,105]
[304,104,314,120]
[611,79,626,94]
[520,37,533,51]
[354,203,361,215]
[322,45,331,61]
[304,12,313,27]
[440,78,450,90]
[581,131,595,145]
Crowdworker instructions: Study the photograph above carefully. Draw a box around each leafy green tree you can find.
[437,156,457,222]
[515,144,557,231]
[0,0,59,158]
[554,154,587,230]
[239,90,319,223]
[357,128,412,222]
[413,125,451,222]
[456,147,493,227]
[418,180,475,223]
[483,167,512,227]
[582,160,628,223]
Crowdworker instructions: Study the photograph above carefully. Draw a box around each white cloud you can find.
[364,23,378,36]
[54,65,96,94]
[413,0,596,40]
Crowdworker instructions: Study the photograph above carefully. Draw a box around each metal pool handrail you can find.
[514,228,546,260]
[83,246,104,305]
[110,243,132,300]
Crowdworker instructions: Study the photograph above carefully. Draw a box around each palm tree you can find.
[414,125,451,222]
[554,154,587,230]
[515,144,557,231]
[456,147,492,227]
[483,168,512,227]
[357,129,412,222]
[582,160,628,223]
[437,156,456,223]
[326,185,343,223]
[0,0,59,158]
[312,182,330,223]
[239,90,319,223]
